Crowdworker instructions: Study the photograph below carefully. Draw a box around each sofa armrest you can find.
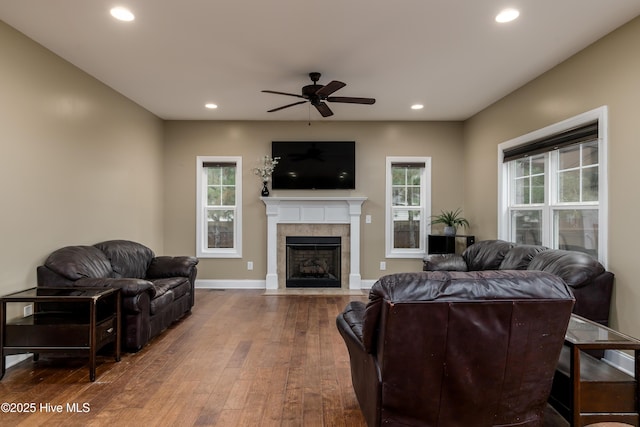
[423,254,468,271]
[146,256,199,279]
[74,277,155,298]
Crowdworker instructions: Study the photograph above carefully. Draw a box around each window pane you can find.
[207,186,221,205]
[221,187,235,205]
[392,187,406,206]
[207,209,234,248]
[531,156,545,175]
[559,145,580,170]
[558,170,580,202]
[582,166,598,202]
[514,177,528,205]
[407,187,421,206]
[392,168,405,185]
[208,168,221,185]
[555,209,598,257]
[393,209,421,249]
[511,210,542,245]
[515,159,529,177]
[582,141,598,166]
[407,168,421,185]
[222,166,236,185]
[531,175,545,204]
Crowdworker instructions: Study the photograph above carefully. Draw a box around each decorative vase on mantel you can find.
[261,181,270,197]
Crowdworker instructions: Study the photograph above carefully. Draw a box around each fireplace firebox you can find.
[285,236,341,288]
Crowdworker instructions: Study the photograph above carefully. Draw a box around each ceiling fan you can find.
[262,72,376,117]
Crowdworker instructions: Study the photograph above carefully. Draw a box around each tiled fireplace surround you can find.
[261,197,367,290]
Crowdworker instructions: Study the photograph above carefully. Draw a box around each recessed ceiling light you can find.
[411,104,424,110]
[495,8,520,23]
[205,103,218,109]
[110,7,135,22]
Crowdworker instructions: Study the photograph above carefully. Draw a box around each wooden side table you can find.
[0,287,121,381]
[549,314,640,426]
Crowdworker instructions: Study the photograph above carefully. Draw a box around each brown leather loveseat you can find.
[36,240,198,351]
[423,239,613,326]
[337,270,575,426]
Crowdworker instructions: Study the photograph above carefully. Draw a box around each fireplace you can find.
[286,236,341,288]
[261,196,367,290]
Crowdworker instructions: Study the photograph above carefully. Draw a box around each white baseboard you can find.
[5,353,33,370]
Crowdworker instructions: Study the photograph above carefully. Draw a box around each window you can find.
[499,107,607,264]
[196,156,242,258]
[386,157,431,258]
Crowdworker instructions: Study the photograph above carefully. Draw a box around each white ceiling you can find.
[2,0,639,121]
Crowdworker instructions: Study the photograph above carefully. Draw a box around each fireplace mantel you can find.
[261,196,367,289]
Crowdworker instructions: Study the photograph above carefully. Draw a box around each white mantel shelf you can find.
[261,196,367,290]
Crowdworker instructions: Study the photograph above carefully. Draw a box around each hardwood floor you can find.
[0,289,568,426]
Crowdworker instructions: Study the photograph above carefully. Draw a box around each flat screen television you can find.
[271,141,356,190]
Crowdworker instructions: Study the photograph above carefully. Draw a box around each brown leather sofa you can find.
[36,240,198,351]
[423,239,614,326]
[337,270,575,427]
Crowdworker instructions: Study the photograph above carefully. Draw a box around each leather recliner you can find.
[337,270,575,427]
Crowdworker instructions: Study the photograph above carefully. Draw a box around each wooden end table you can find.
[0,287,121,382]
[550,314,640,426]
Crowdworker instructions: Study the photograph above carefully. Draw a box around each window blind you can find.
[502,121,598,163]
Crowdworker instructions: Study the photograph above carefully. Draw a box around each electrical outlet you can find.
[247,261,254,270]
[24,304,33,317]
[380,261,386,271]
[365,215,372,224]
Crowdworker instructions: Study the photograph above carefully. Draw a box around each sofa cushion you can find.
[527,249,605,288]
[94,240,154,279]
[150,277,190,300]
[149,290,174,315]
[499,245,548,270]
[462,240,515,271]
[44,246,113,280]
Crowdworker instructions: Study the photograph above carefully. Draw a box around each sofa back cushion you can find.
[527,249,605,288]
[462,240,515,271]
[499,245,548,270]
[94,240,155,279]
[44,245,113,281]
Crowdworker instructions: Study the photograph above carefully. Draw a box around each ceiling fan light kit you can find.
[262,72,376,118]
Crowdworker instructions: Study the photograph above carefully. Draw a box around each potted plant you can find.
[431,208,470,236]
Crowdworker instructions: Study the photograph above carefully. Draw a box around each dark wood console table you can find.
[0,287,121,382]
[549,314,640,426]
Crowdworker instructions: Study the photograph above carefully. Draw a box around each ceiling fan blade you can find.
[327,96,376,105]
[267,100,308,113]
[315,80,346,97]
[262,90,305,99]
[314,102,333,117]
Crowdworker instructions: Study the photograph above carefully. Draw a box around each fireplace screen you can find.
[285,236,341,288]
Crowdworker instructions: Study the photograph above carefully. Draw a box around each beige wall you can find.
[463,16,640,335]
[162,121,464,281]
[0,21,164,297]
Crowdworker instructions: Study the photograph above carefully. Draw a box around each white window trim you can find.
[196,156,243,258]
[497,106,608,266]
[385,156,432,258]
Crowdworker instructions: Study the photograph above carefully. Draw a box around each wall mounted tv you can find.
[271,141,356,190]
